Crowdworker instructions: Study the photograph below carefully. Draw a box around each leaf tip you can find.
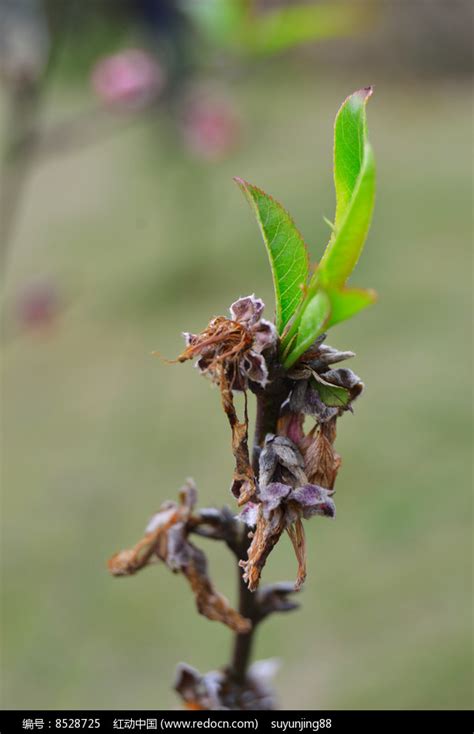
[233,176,252,193]
[341,85,374,113]
[358,85,374,100]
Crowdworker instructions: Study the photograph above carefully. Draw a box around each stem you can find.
[229,535,258,683]
[0,2,69,275]
[0,83,41,274]
[228,366,288,684]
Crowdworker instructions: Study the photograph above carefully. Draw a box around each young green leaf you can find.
[283,290,330,369]
[326,287,377,329]
[235,178,309,334]
[240,2,362,56]
[318,87,375,289]
[188,0,365,57]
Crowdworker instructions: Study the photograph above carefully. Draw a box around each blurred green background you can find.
[1,0,472,711]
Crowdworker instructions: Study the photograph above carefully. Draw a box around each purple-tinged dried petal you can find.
[174,663,226,710]
[312,344,355,366]
[249,657,280,680]
[287,380,307,411]
[258,482,291,517]
[238,501,259,527]
[258,436,279,487]
[230,294,264,326]
[259,434,306,488]
[252,319,278,353]
[288,483,336,519]
[290,381,339,423]
[322,367,364,401]
[270,436,305,472]
[200,671,226,710]
[166,522,189,571]
[174,662,201,702]
[241,351,268,387]
[278,410,305,445]
[145,506,177,534]
[287,365,313,381]
[247,658,280,702]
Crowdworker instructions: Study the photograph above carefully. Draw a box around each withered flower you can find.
[286,336,364,424]
[239,436,335,592]
[108,481,250,634]
[175,658,279,710]
[178,295,277,507]
[180,294,277,390]
[276,337,363,491]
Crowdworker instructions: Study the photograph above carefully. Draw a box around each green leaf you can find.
[318,87,375,289]
[313,379,351,408]
[235,178,309,334]
[283,290,330,369]
[187,0,364,57]
[326,287,377,328]
[185,0,245,46]
[239,3,362,56]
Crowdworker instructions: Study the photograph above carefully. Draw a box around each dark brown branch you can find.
[190,506,242,555]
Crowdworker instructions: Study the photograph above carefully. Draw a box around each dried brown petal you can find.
[301,422,341,489]
[239,504,286,592]
[177,296,275,391]
[286,517,306,591]
[184,542,251,633]
[220,369,256,505]
[177,316,254,381]
[108,481,250,633]
[108,503,180,577]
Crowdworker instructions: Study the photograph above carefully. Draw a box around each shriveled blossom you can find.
[180,294,277,390]
[239,435,335,592]
[108,481,250,634]
[178,295,277,508]
[175,658,279,710]
[285,335,364,424]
